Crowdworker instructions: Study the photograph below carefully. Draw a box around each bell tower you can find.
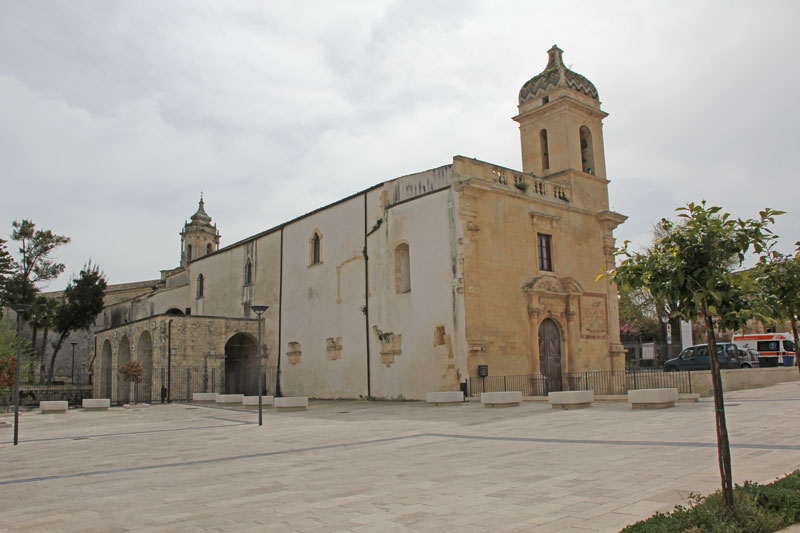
[513,45,608,181]
[180,194,221,267]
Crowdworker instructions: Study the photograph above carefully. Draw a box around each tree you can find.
[27,296,61,384]
[0,238,13,304]
[0,318,31,410]
[756,245,800,365]
[0,220,70,308]
[47,263,106,383]
[604,201,781,514]
[118,360,144,405]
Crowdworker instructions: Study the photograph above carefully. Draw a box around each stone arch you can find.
[224,332,259,395]
[117,335,131,403]
[165,308,185,316]
[580,126,595,174]
[101,339,113,398]
[538,318,563,392]
[137,330,154,402]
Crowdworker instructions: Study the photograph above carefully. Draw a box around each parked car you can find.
[740,348,759,368]
[663,343,742,372]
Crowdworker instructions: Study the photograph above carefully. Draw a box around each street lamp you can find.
[11,304,32,446]
[250,305,269,426]
[70,342,77,380]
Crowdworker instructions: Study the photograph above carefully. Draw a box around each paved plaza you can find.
[2,382,800,532]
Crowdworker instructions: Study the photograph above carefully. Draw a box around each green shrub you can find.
[622,471,800,532]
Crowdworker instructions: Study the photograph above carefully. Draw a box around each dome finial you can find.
[547,44,564,69]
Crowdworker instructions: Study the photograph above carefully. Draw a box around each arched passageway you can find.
[224,333,258,395]
[117,336,131,402]
[101,340,112,398]
[137,330,154,402]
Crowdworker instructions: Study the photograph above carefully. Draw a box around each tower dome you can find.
[518,45,598,105]
[180,194,220,267]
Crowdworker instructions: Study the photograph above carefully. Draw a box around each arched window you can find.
[196,274,204,299]
[580,126,595,174]
[310,231,322,265]
[244,259,253,285]
[206,243,213,255]
[394,243,411,293]
[187,245,193,262]
[540,129,550,171]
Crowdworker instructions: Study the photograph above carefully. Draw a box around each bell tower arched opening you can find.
[580,126,595,174]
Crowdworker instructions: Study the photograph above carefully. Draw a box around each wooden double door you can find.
[538,318,563,392]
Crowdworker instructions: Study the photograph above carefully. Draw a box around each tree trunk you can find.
[46,333,67,384]
[39,326,49,385]
[791,315,799,373]
[703,301,734,513]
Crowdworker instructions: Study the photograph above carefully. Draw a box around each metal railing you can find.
[2,365,269,408]
[1,369,94,408]
[466,369,694,397]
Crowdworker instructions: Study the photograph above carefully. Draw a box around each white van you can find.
[731,333,796,365]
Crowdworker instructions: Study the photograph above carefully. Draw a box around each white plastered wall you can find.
[366,188,460,400]
[280,195,369,399]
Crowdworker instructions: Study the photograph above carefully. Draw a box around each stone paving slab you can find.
[1,382,800,531]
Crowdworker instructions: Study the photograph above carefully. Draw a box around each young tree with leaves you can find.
[604,201,781,514]
[47,263,106,383]
[756,245,800,365]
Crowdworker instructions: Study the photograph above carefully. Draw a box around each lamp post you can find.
[250,305,269,426]
[70,342,77,380]
[11,304,32,446]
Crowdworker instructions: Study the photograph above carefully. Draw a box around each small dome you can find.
[519,45,598,104]
[189,195,212,226]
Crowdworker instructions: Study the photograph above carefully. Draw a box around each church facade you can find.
[92,46,627,401]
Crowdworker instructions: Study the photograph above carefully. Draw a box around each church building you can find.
[92,46,627,401]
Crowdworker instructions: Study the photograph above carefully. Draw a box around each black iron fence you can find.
[1,365,269,408]
[1,369,94,408]
[467,369,695,397]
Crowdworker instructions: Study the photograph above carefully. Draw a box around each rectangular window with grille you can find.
[538,233,552,271]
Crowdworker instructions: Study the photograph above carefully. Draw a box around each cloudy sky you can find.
[1,0,798,290]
